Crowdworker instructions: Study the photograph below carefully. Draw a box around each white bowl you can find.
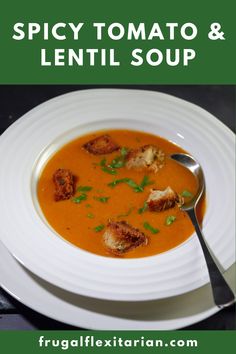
[0,89,235,301]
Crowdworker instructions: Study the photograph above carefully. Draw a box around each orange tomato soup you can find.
[37,130,205,258]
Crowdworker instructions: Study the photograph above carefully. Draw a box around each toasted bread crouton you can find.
[83,134,120,155]
[147,186,184,212]
[103,221,148,255]
[125,145,165,172]
[53,168,75,201]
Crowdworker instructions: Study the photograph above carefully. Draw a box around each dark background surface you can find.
[0,85,235,330]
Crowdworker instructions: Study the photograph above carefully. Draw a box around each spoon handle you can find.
[187,208,235,308]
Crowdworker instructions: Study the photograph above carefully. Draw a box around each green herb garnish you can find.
[101,166,117,175]
[108,147,129,169]
[143,221,159,234]
[117,207,134,218]
[140,175,154,189]
[138,202,148,214]
[126,179,142,191]
[100,158,107,167]
[85,204,92,208]
[108,178,129,188]
[108,177,140,191]
[93,196,110,203]
[94,224,105,232]
[72,193,87,204]
[99,159,117,174]
[99,148,129,174]
[77,186,92,192]
[87,213,94,219]
[108,175,153,193]
[109,158,124,169]
[165,215,176,226]
[181,190,193,198]
[120,147,129,157]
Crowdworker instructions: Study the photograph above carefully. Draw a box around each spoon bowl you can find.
[171,153,205,211]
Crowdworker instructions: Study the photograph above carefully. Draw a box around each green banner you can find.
[0,331,235,353]
[0,0,235,83]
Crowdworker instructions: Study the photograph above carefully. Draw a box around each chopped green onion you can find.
[93,196,110,203]
[143,221,159,234]
[138,202,148,214]
[72,193,87,204]
[87,213,94,219]
[181,190,193,198]
[77,186,92,192]
[165,215,176,226]
[94,224,105,232]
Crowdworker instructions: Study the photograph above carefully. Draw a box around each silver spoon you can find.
[171,153,235,308]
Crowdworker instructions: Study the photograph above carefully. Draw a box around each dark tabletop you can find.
[0,85,235,330]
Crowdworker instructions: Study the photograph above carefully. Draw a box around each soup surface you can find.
[38,129,205,258]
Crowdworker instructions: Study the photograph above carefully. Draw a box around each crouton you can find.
[147,186,184,212]
[126,145,165,172]
[103,221,148,255]
[83,134,120,155]
[53,168,75,201]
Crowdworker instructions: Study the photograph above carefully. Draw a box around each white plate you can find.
[0,241,235,330]
[0,89,235,301]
